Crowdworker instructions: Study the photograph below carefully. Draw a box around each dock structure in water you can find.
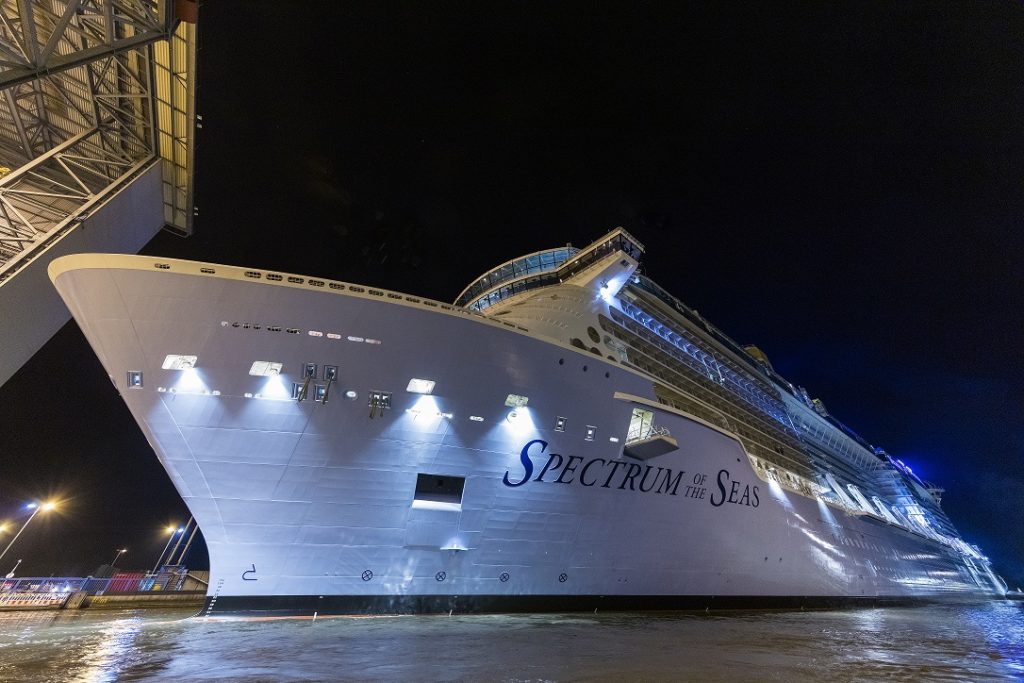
[0,568,207,611]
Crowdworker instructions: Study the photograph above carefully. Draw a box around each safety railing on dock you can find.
[0,566,208,610]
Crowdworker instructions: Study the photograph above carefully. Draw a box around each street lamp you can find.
[0,501,57,566]
[152,525,183,573]
[5,558,22,579]
[111,548,128,568]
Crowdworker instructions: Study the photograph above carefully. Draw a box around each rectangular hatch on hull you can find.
[412,473,465,510]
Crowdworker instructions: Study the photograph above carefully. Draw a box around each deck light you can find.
[505,407,535,433]
[249,361,283,376]
[406,378,435,394]
[162,354,197,370]
[504,394,529,408]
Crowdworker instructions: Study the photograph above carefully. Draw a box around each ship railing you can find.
[459,229,645,311]
[626,423,671,443]
[0,576,89,595]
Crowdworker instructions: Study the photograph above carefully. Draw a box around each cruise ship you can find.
[49,228,1005,615]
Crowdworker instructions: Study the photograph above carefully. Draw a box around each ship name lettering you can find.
[503,440,686,496]
[709,468,760,508]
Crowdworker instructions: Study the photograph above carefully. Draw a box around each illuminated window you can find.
[505,394,529,408]
[127,371,143,388]
[324,365,338,381]
[314,385,327,401]
[249,361,283,376]
[291,383,303,400]
[585,426,596,441]
[555,416,567,432]
[469,415,484,422]
[406,378,435,394]
[303,363,318,379]
[161,354,197,370]
[344,390,358,400]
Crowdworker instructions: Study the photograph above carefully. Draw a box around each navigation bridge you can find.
[0,0,197,387]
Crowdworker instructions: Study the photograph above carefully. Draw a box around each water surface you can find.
[0,602,1021,681]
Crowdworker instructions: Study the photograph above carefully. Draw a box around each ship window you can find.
[292,383,303,400]
[324,365,338,381]
[587,326,600,343]
[314,385,327,401]
[585,425,597,441]
[555,416,567,432]
[127,371,143,388]
[627,408,654,441]
[344,390,358,399]
[414,473,465,506]
[303,363,318,379]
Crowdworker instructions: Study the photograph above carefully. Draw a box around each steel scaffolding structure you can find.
[0,0,195,284]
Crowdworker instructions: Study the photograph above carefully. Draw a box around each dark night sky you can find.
[2,2,1022,586]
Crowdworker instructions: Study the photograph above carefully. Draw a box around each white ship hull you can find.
[49,254,1001,615]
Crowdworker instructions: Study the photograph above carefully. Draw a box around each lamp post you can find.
[0,502,56,566]
[111,548,128,568]
[5,558,21,578]
[152,526,182,573]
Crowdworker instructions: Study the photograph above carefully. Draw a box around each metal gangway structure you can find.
[0,0,197,387]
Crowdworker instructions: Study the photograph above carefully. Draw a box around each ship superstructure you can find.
[455,230,991,569]
[49,228,1004,615]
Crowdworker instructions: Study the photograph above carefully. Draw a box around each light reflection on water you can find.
[0,602,1021,682]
